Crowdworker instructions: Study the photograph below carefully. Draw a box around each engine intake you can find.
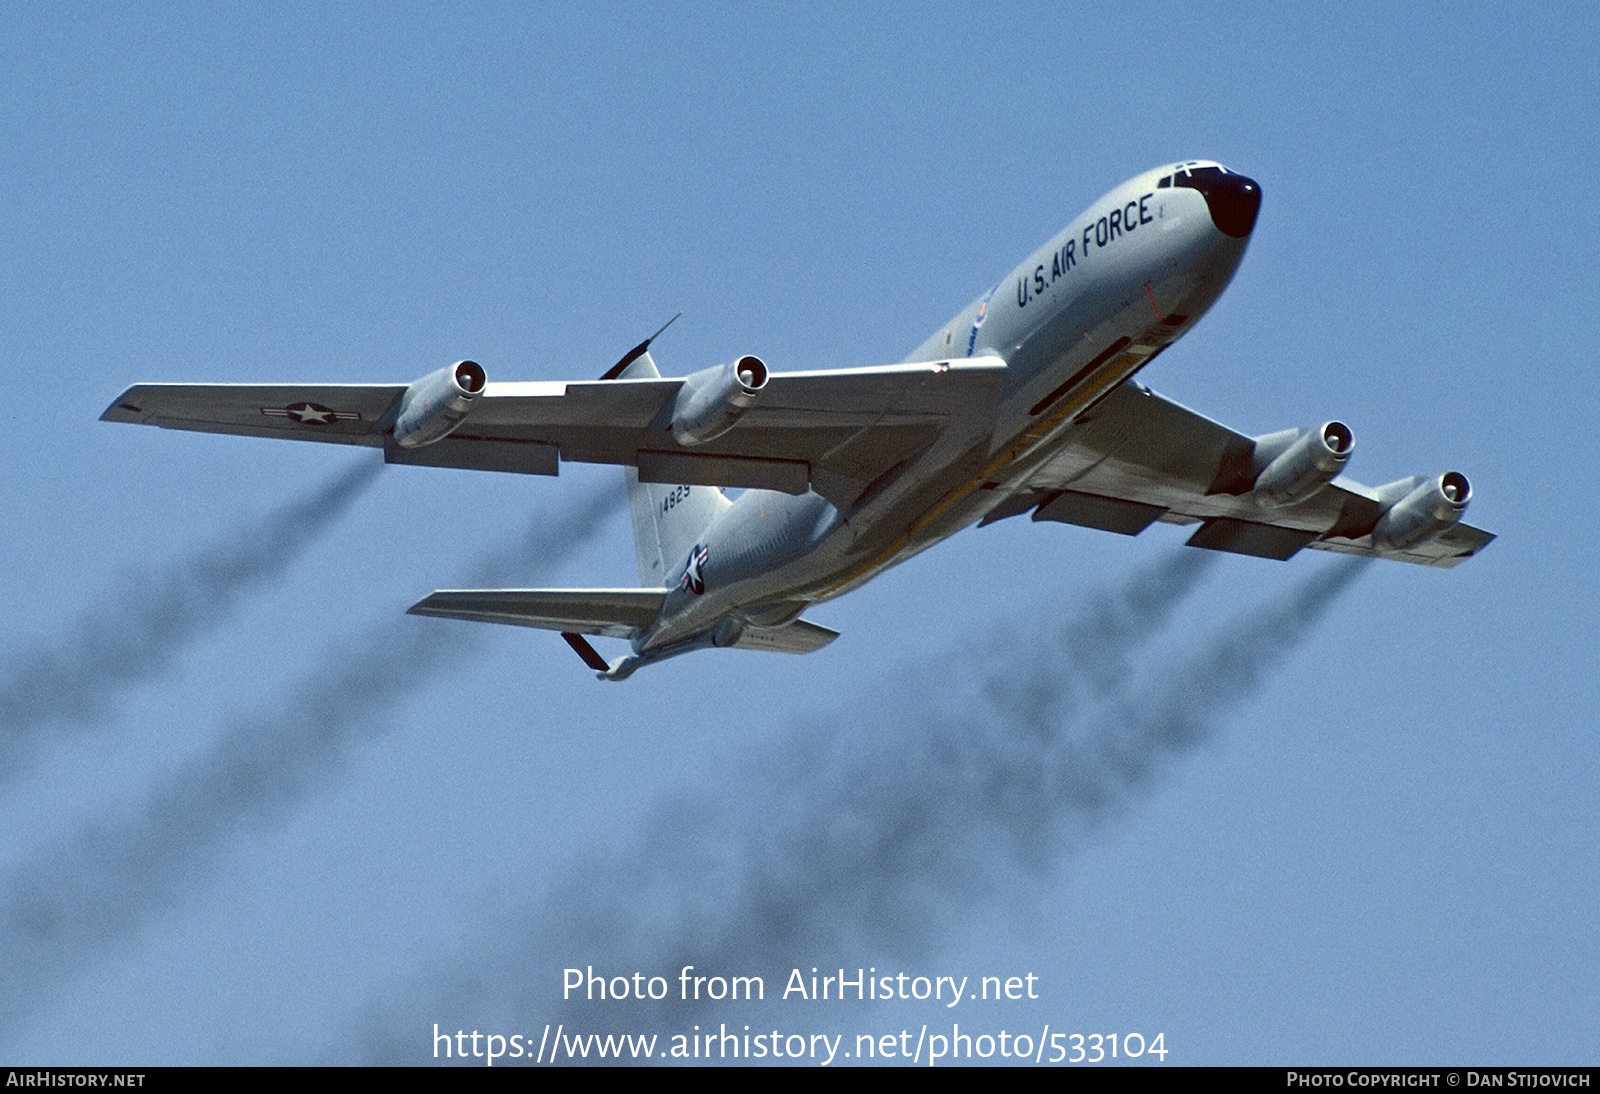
[670,356,768,446]
[1253,421,1354,507]
[1372,472,1471,550]
[392,360,486,448]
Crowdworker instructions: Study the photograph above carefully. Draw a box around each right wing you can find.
[102,353,1008,510]
[986,380,1494,568]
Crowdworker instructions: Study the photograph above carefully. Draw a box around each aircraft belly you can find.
[638,185,1256,628]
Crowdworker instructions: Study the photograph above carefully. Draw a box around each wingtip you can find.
[100,388,147,423]
[404,592,444,617]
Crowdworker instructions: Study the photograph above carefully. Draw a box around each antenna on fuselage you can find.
[599,312,682,380]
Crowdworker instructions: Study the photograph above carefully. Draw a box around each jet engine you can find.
[1372,472,1472,550]
[392,361,486,448]
[669,356,768,446]
[1253,421,1354,507]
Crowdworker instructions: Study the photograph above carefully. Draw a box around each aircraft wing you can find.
[989,380,1494,568]
[102,355,1008,509]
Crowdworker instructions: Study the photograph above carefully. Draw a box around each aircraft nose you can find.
[1188,171,1262,238]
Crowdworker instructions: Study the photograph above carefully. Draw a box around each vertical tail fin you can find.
[618,352,732,586]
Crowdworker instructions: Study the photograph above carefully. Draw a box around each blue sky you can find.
[1,2,1595,1066]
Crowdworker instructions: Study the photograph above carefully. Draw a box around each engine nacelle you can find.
[1372,472,1471,550]
[392,360,486,449]
[1253,421,1354,507]
[670,356,768,446]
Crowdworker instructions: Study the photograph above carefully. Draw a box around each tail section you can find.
[407,586,670,681]
[618,352,731,586]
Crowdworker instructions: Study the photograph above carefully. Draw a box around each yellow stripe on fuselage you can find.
[816,346,1147,599]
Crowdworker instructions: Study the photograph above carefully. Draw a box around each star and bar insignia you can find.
[680,543,709,595]
[261,402,361,425]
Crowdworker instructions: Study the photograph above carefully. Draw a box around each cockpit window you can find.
[1160,162,1232,190]
[1166,162,1261,237]
[1176,162,1224,175]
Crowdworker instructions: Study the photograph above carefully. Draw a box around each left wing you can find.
[102,354,1008,510]
[985,380,1493,567]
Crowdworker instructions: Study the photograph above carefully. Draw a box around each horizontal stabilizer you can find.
[406,588,669,638]
[728,618,840,654]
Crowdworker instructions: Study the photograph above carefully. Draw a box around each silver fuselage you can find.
[638,162,1252,655]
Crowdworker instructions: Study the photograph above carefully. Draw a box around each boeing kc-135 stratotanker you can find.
[104,161,1493,679]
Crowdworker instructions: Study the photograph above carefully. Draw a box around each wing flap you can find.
[406,588,669,638]
[383,435,560,476]
[1185,518,1320,560]
[1308,520,1496,568]
[637,449,810,494]
[1033,489,1167,536]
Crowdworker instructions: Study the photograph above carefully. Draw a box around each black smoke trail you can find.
[0,458,384,775]
[350,554,1368,1061]
[0,490,621,1037]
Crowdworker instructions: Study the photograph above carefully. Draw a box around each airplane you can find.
[103,160,1493,680]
